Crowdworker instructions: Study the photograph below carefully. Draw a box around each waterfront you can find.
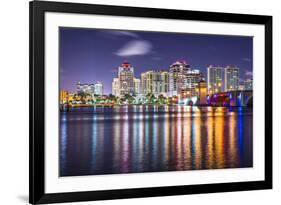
[59,105,253,176]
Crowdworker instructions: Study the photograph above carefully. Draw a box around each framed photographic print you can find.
[29,0,272,204]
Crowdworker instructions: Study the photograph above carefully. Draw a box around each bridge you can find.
[207,90,253,107]
[179,90,253,107]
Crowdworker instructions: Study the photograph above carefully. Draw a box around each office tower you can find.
[184,69,203,97]
[169,60,190,96]
[134,78,141,95]
[76,82,95,95]
[141,70,169,97]
[118,61,134,96]
[94,81,103,96]
[112,61,141,96]
[207,65,223,94]
[112,78,120,96]
[244,78,253,90]
[225,66,240,91]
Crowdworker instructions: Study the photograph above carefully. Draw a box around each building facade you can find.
[77,82,95,95]
[141,70,169,97]
[244,78,253,90]
[225,66,240,91]
[118,62,135,96]
[112,78,120,96]
[94,81,103,96]
[207,65,224,95]
[134,78,141,95]
[111,62,140,96]
[77,82,103,95]
[169,60,190,96]
[183,69,203,97]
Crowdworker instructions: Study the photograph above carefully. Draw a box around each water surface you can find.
[59,105,253,176]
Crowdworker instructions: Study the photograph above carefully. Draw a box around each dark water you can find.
[59,105,253,177]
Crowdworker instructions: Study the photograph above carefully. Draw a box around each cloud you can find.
[245,71,253,76]
[115,40,152,57]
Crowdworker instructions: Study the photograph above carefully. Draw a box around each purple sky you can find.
[59,27,253,94]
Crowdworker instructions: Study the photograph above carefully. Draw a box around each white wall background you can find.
[0,0,279,204]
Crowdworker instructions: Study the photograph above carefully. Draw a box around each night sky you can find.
[59,27,253,94]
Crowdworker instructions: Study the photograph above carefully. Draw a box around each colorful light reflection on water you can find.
[59,105,253,176]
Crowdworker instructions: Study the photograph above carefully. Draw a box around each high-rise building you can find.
[169,60,190,96]
[77,82,103,95]
[186,69,203,87]
[94,81,103,96]
[244,78,253,90]
[141,70,169,96]
[111,62,140,96]
[207,65,223,94]
[225,66,240,91]
[134,78,141,95]
[118,62,134,96]
[184,69,203,97]
[112,78,120,96]
[77,82,95,95]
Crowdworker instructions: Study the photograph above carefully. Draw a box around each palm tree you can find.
[108,94,117,104]
[158,94,166,105]
[79,93,87,104]
[124,94,134,104]
[146,93,156,104]
[108,94,116,103]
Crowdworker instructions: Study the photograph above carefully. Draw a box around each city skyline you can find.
[59,27,253,94]
[59,27,254,177]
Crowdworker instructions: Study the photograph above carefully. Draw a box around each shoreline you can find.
[60,104,252,108]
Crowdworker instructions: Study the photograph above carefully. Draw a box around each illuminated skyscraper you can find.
[169,60,190,96]
[207,65,223,94]
[94,81,103,96]
[244,78,253,90]
[112,78,120,96]
[111,61,140,96]
[141,70,169,96]
[134,78,141,95]
[118,61,134,96]
[186,70,203,87]
[76,82,95,95]
[77,82,103,95]
[184,69,203,97]
[225,66,240,91]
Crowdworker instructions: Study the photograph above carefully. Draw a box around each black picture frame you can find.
[29,0,272,204]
